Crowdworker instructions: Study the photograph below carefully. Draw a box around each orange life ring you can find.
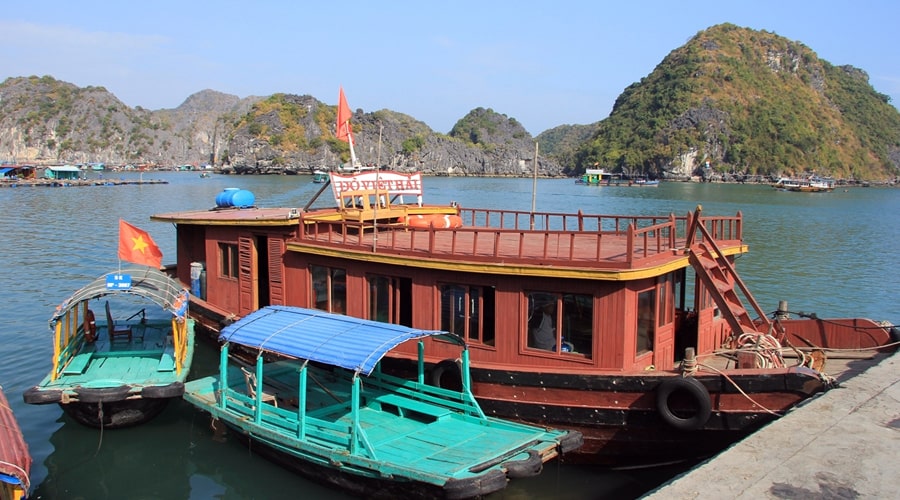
[402,214,463,229]
[84,309,97,342]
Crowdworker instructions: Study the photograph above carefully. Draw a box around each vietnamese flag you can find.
[336,86,353,143]
[118,219,163,268]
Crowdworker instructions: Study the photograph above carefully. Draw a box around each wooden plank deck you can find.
[295,210,744,269]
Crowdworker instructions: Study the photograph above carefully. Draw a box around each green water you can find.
[1,172,897,499]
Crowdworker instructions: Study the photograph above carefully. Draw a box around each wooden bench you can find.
[373,393,453,420]
[338,190,408,228]
[62,352,93,375]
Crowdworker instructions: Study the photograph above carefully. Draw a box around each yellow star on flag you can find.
[131,234,150,254]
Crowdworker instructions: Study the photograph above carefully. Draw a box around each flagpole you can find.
[348,132,360,169]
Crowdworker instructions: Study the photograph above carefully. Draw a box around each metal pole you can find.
[531,142,538,229]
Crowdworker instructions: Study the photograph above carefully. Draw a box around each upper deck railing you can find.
[296,207,744,269]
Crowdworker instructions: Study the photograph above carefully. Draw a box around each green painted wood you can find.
[157,348,175,372]
[62,352,93,375]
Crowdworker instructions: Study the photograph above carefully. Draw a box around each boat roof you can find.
[0,386,30,493]
[219,305,463,375]
[151,206,301,226]
[50,267,189,326]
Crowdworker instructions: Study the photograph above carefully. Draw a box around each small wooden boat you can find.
[24,268,194,428]
[183,306,582,499]
[0,385,30,500]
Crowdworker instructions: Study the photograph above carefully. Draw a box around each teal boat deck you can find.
[186,361,563,479]
[43,320,179,389]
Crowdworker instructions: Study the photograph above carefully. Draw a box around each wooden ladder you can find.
[685,207,772,336]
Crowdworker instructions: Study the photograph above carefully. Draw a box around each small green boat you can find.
[24,268,194,429]
[183,306,582,499]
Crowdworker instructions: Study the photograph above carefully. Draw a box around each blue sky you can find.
[4,1,899,135]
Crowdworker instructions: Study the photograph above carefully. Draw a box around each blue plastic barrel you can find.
[215,188,255,208]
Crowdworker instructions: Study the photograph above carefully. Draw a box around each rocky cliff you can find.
[0,76,561,177]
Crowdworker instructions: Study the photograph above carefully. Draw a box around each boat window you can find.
[368,276,392,323]
[563,293,593,356]
[366,274,414,327]
[439,284,495,346]
[310,265,346,313]
[218,242,239,279]
[526,292,592,357]
[658,278,670,326]
[637,290,656,354]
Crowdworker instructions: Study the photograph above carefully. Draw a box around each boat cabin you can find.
[152,174,743,375]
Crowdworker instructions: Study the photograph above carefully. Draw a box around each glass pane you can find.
[440,284,466,336]
[331,268,346,313]
[468,287,480,342]
[310,265,327,310]
[528,292,557,351]
[368,276,390,322]
[562,293,592,357]
[637,290,656,354]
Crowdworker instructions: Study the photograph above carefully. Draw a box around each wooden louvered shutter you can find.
[268,238,285,305]
[238,236,255,315]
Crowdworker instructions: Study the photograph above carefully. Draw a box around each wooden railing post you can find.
[626,223,634,265]
[668,213,676,249]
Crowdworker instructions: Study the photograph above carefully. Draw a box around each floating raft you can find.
[0,179,169,188]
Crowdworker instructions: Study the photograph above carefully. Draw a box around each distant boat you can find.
[183,305,582,499]
[199,172,211,178]
[312,170,328,183]
[24,268,195,428]
[773,176,835,192]
[577,169,659,186]
[631,177,660,187]
[576,168,612,185]
[0,384,31,500]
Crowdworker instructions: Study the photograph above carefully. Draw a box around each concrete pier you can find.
[644,352,899,499]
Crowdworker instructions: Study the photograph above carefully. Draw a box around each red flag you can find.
[336,86,353,143]
[118,219,163,268]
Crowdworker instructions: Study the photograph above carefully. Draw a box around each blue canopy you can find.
[219,306,463,376]
[50,267,189,327]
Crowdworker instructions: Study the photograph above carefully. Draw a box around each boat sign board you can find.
[106,273,132,290]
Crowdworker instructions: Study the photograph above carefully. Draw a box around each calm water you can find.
[1,173,898,499]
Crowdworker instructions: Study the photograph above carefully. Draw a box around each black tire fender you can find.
[75,386,133,403]
[656,376,712,431]
[23,386,62,405]
[431,359,462,391]
[142,382,184,399]
[504,449,543,478]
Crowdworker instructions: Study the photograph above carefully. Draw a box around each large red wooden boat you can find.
[151,170,897,466]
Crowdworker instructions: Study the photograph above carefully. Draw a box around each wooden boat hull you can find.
[383,357,827,466]
[216,417,510,500]
[0,386,31,500]
[59,398,172,429]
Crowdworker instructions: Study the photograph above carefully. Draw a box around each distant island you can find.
[1,24,897,181]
